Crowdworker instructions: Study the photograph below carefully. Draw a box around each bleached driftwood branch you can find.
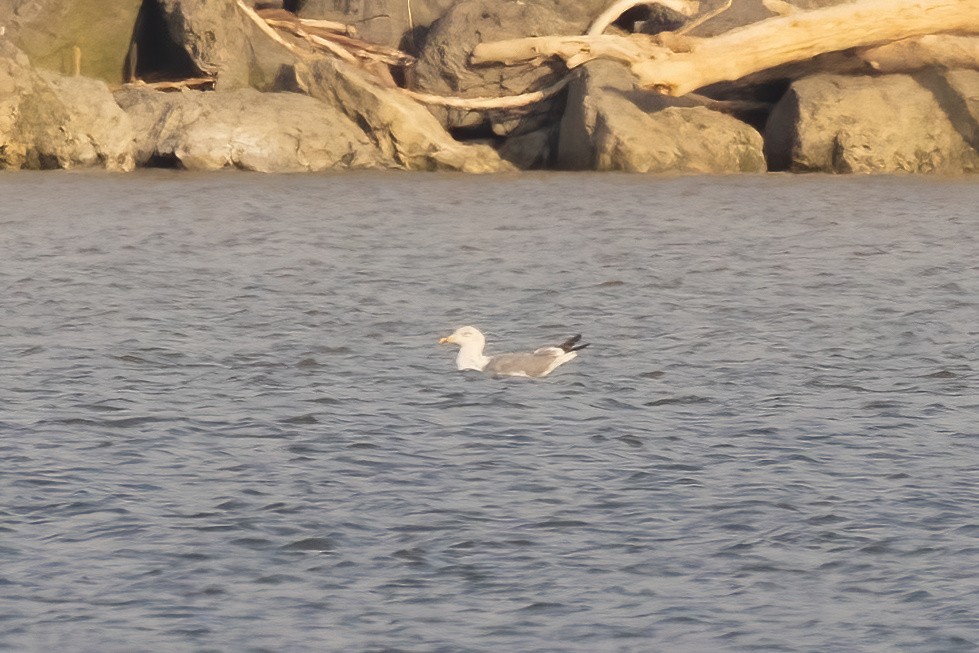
[859,34,979,73]
[587,0,700,36]
[473,0,979,95]
[295,16,358,37]
[258,9,414,67]
[238,0,979,114]
[731,33,979,87]
[402,77,572,110]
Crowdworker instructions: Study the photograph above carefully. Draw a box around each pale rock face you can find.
[0,42,136,171]
[558,60,766,173]
[300,57,515,173]
[113,85,384,172]
[38,72,137,171]
[765,71,979,174]
[4,0,142,83]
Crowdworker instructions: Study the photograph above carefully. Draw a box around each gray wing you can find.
[484,351,563,377]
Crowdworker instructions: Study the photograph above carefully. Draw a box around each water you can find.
[1,171,977,652]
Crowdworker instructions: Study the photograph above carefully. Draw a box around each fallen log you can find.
[732,34,979,87]
[473,0,979,95]
[858,34,979,74]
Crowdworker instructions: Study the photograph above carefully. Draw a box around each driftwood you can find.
[243,0,561,107]
[294,17,358,38]
[587,0,700,36]
[237,0,979,113]
[255,9,359,36]
[402,77,572,111]
[473,0,979,95]
[239,0,755,110]
[234,0,400,87]
[256,8,413,68]
[236,0,313,61]
[130,77,216,92]
[859,34,979,73]
[732,34,979,87]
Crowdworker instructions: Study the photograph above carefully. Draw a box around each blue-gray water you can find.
[1,172,977,652]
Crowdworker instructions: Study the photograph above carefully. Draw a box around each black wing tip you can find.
[559,334,589,353]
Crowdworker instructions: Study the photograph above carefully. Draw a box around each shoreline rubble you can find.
[1,0,977,174]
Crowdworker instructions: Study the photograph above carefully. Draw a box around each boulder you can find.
[299,57,515,172]
[0,43,135,170]
[0,46,40,168]
[498,126,559,170]
[2,0,142,83]
[113,85,384,171]
[409,0,608,135]
[558,60,766,172]
[152,0,299,90]
[294,0,456,51]
[765,71,979,173]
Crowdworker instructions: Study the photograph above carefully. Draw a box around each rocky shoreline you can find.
[2,0,977,174]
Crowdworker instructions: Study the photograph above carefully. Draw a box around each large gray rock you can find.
[294,0,456,50]
[2,0,142,83]
[0,43,135,170]
[299,57,514,172]
[558,60,765,172]
[765,71,979,173]
[113,86,383,171]
[155,0,299,90]
[410,0,607,135]
[498,126,559,170]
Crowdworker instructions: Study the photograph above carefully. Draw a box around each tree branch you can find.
[473,0,979,96]
[587,0,700,36]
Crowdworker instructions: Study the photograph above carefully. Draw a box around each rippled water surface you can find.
[1,171,977,652]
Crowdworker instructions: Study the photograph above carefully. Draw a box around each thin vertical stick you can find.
[127,41,138,82]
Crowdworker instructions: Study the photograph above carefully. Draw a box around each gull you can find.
[439,326,588,378]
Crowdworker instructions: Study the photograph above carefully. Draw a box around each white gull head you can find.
[439,325,491,371]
